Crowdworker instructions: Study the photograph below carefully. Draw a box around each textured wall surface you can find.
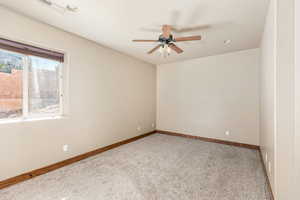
[0,6,156,181]
[259,0,276,192]
[157,49,260,145]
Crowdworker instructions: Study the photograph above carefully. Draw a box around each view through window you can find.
[0,50,23,119]
[0,48,63,120]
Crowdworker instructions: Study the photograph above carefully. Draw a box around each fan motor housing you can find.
[159,34,174,44]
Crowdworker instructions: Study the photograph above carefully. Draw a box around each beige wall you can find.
[1,3,299,198]
[261,0,300,199]
[0,7,156,181]
[276,0,295,199]
[157,49,260,145]
[294,0,300,197]
[260,0,276,192]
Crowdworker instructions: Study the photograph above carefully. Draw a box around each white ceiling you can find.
[0,0,269,64]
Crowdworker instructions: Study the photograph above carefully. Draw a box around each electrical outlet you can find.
[151,123,155,128]
[137,126,141,131]
[225,131,230,136]
[63,144,69,152]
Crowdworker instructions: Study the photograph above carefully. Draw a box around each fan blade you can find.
[162,25,171,38]
[168,43,183,54]
[139,27,161,33]
[171,25,211,33]
[174,35,202,42]
[148,45,161,54]
[132,40,158,42]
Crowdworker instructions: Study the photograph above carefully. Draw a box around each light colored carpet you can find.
[0,133,271,200]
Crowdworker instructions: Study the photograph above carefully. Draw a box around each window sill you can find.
[0,115,66,125]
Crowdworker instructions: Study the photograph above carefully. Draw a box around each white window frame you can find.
[0,48,64,122]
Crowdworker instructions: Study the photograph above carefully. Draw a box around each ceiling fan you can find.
[132,25,202,56]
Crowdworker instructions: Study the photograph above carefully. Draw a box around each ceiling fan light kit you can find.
[133,24,202,58]
[159,44,171,58]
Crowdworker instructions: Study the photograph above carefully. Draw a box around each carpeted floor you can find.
[0,133,271,200]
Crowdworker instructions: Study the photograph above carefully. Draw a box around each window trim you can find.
[0,47,64,122]
[22,56,29,118]
[0,38,64,62]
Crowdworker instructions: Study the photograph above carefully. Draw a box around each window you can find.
[0,38,64,121]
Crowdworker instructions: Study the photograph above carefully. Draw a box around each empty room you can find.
[0,0,299,199]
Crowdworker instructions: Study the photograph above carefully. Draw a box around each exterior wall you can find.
[0,70,22,112]
[0,70,22,99]
[0,68,59,115]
